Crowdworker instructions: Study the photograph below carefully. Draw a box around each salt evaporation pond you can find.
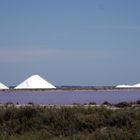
[0,90,140,105]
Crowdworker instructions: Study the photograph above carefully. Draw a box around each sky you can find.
[0,0,140,86]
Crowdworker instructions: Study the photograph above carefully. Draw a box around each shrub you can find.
[0,105,139,140]
[115,102,131,108]
[88,102,96,105]
[136,100,140,104]
[102,101,112,106]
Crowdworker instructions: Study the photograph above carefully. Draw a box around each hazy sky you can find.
[0,0,140,86]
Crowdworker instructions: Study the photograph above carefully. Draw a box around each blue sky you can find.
[0,0,140,86]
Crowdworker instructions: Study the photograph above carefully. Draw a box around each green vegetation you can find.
[0,105,139,140]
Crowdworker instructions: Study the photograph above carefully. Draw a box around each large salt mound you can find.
[0,82,9,89]
[15,75,56,89]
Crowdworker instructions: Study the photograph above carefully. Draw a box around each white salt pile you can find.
[116,83,140,88]
[15,75,56,89]
[0,82,9,89]
[132,83,140,88]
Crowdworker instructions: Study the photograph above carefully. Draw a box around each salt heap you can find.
[15,75,56,89]
[132,83,140,88]
[116,83,140,88]
[116,84,133,88]
[0,82,9,90]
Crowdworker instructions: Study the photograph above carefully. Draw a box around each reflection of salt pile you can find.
[0,82,9,89]
[116,83,140,88]
[15,75,56,89]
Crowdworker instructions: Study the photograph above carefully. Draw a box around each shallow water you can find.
[0,90,140,105]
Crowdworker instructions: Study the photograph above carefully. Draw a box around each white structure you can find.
[15,75,56,89]
[0,82,9,89]
[116,83,140,88]
[132,83,140,88]
[116,85,133,88]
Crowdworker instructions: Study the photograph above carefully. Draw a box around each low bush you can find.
[115,102,132,108]
[0,105,139,140]
[102,101,112,106]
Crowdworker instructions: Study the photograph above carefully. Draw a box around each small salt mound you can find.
[0,82,9,89]
[116,85,133,88]
[116,83,140,88]
[132,83,140,88]
[15,75,56,89]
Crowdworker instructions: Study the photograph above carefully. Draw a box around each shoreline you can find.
[1,88,140,93]
[1,100,140,108]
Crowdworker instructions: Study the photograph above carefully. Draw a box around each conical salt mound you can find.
[15,75,56,89]
[0,82,9,89]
